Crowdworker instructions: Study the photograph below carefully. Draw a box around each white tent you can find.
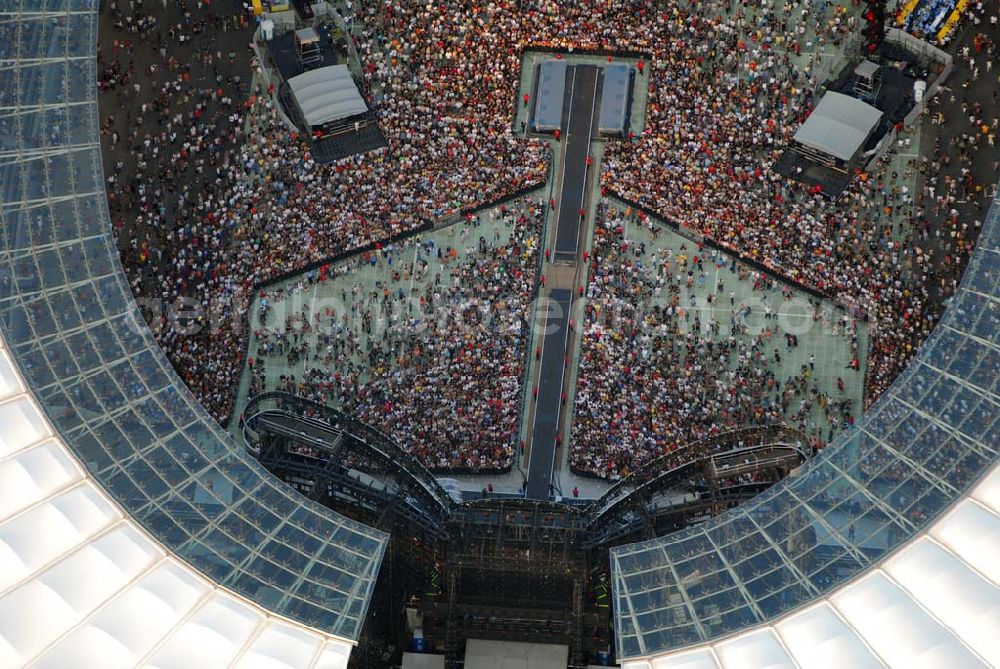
[288,64,368,127]
[793,91,883,161]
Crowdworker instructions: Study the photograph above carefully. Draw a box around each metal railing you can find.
[585,425,809,521]
[242,391,457,516]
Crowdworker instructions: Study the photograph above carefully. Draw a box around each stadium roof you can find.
[288,65,369,127]
[793,91,883,161]
[0,337,355,667]
[619,467,1000,668]
[611,187,1000,662]
[0,3,386,658]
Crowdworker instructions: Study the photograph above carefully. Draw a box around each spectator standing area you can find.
[565,201,869,483]
[236,197,545,474]
[96,0,1000,507]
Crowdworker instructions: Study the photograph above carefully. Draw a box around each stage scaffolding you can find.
[242,394,808,667]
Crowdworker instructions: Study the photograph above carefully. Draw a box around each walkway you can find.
[553,65,600,263]
[525,288,573,499]
[525,65,602,499]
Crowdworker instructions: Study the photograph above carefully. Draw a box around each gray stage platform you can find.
[553,65,600,263]
[531,60,569,133]
[464,639,569,669]
[526,288,573,500]
[598,63,633,137]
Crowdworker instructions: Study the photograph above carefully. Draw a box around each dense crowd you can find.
[102,0,554,422]
[99,0,997,469]
[570,209,859,478]
[245,202,543,471]
[603,1,998,402]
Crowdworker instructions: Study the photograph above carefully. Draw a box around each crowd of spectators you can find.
[101,0,550,422]
[598,1,996,407]
[570,209,859,478]
[99,0,996,468]
[245,202,543,471]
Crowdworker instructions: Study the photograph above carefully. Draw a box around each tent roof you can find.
[793,91,883,161]
[288,65,368,127]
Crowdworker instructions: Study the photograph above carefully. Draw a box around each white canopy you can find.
[793,91,883,161]
[288,65,368,127]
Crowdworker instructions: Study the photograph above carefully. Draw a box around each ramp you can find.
[526,288,573,500]
[553,65,600,263]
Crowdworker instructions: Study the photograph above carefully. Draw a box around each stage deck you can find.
[531,59,569,133]
[465,639,568,669]
[598,63,633,136]
[526,288,573,500]
[553,65,600,263]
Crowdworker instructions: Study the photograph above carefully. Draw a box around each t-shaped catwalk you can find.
[524,61,634,500]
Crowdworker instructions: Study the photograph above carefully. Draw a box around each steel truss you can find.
[239,395,809,667]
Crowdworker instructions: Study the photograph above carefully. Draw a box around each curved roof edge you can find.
[620,465,1000,668]
[610,184,1000,658]
[0,3,386,641]
[0,332,354,668]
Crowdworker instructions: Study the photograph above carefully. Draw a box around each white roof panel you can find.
[36,525,159,612]
[235,620,325,669]
[971,465,1000,513]
[0,486,118,591]
[313,640,352,669]
[831,572,988,669]
[146,593,263,669]
[775,602,884,669]
[0,397,50,457]
[34,626,133,669]
[715,629,794,669]
[929,500,1000,585]
[37,561,210,668]
[650,648,719,669]
[0,349,23,397]
[0,440,82,521]
[884,539,1000,666]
